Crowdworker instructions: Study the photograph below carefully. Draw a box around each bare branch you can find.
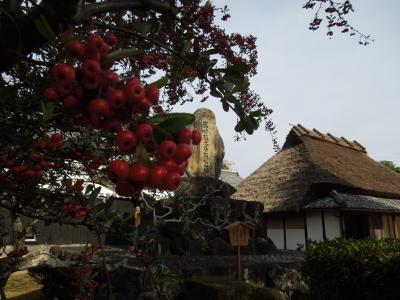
[73,0,174,22]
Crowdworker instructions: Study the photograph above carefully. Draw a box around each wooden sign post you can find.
[225,222,251,281]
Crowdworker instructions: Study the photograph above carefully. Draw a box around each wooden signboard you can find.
[225,222,252,281]
[227,222,251,246]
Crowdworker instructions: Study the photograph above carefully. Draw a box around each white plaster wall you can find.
[324,212,341,239]
[306,212,323,242]
[286,229,305,250]
[267,228,284,249]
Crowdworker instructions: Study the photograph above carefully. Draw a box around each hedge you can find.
[181,277,282,300]
[303,238,400,300]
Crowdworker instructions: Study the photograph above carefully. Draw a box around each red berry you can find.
[164,172,181,190]
[161,159,177,172]
[73,86,84,98]
[178,128,192,144]
[104,119,123,133]
[137,97,151,113]
[191,130,202,145]
[125,84,144,104]
[56,82,74,96]
[66,40,85,58]
[149,166,168,188]
[87,35,105,53]
[51,63,76,84]
[175,161,187,175]
[125,77,140,87]
[29,152,40,161]
[89,98,110,115]
[115,180,132,196]
[83,59,101,77]
[145,86,159,104]
[129,164,150,184]
[108,159,130,180]
[106,88,126,110]
[116,130,137,153]
[81,76,100,90]
[43,87,58,102]
[104,33,118,47]
[101,71,119,86]
[158,140,177,160]
[174,144,192,163]
[50,133,62,143]
[36,139,48,150]
[63,95,78,108]
[99,42,110,59]
[136,123,153,142]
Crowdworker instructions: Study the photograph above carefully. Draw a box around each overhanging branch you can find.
[74,0,173,22]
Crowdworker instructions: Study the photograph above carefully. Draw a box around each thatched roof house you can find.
[233,124,400,211]
[233,125,400,249]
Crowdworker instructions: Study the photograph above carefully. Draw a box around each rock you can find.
[255,237,277,254]
[179,177,235,198]
[208,237,233,255]
[187,108,225,179]
[203,197,232,223]
[170,237,204,255]
[160,222,184,239]
[170,237,187,255]
[230,200,246,220]
[266,265,308,299]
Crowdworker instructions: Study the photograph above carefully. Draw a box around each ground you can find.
[5,271,44,300]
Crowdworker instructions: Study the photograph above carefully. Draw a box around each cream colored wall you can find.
[306,212,324,242]
[267,228,284,249]
[286,229,305,250]
[324,212,341,239]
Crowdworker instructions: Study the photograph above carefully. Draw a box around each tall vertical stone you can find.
[188,108,225,179]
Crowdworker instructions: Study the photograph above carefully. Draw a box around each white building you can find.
[232,124,400,250]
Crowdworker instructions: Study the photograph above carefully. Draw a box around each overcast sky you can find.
[176,0,400,178]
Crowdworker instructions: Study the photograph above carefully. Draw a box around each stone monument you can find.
[188,108,225,179]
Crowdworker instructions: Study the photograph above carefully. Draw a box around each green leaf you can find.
[145,76,168,89]
[182,40,193,53]
[222,100,230,112]
[228,62,251,75]
[156,114,196,134]
[136,21,156,34]
[234,121,245,133]
[89,187,102,202]
[41,101,54,123]
[232,77,250,93]
[0,86,17,99]
[34,15,56,42]
[103,48,139,64]
[146,113,195,126]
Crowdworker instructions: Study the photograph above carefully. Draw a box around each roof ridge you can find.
[291,124,366,153]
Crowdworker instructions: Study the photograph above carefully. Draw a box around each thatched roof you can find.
[232,124,400,212]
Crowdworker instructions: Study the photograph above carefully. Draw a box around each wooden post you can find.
[283,215,287,250]
[393,214,397,239]
[321,211,327,241]
[303,211,308,249]
[237,245,241,281]
[225,222,251,282]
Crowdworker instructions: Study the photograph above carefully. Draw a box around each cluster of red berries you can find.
[109,126,202,195]
[41,31,203,196]
[62,204,91,220]
[43,32,160,131]
[0,132,64,188]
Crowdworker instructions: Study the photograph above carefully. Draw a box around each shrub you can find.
[181,277,282,300]
[303,238,400,300]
